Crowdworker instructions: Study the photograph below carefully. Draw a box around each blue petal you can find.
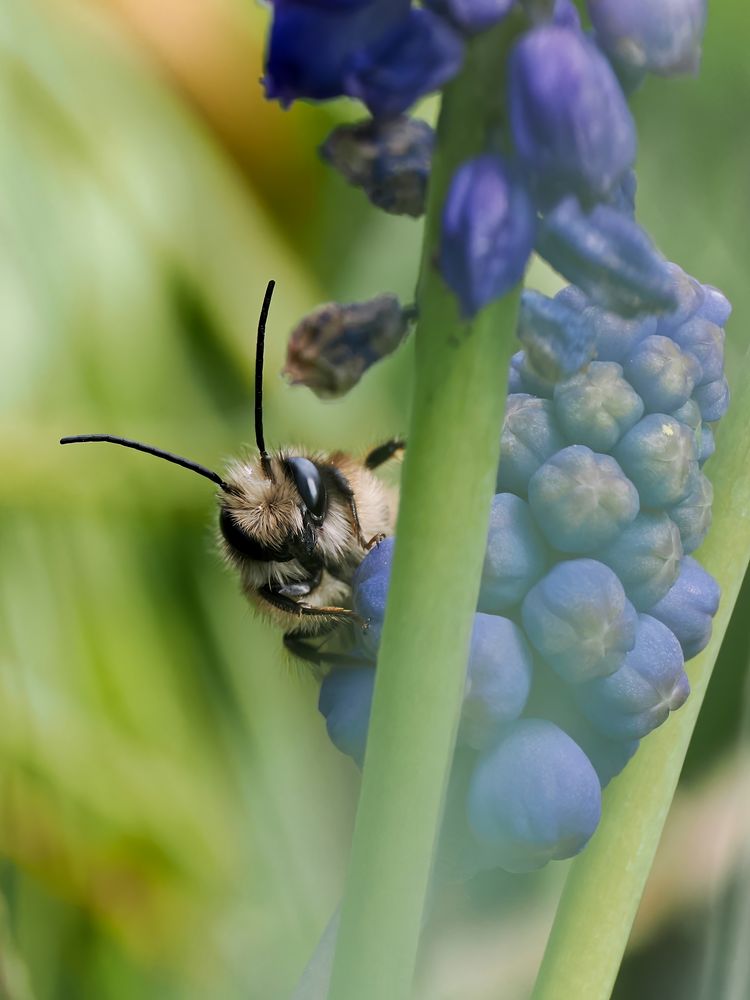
[439,154,536,317]
[536,196,678,317]
[346,9,465,119]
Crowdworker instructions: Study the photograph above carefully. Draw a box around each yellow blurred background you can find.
[1,1,749,997]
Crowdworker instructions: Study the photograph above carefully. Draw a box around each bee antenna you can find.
[59,435,232,492]
[255,279,276,481]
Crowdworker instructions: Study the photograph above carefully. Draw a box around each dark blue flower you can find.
[265,0,462,117]
[264,0,408,105]
[509,26,636,205]
[587,0,706,77]
[536,197,678,317]
[346,9,465,119]
[424,0,515,35]
[439,155,536,318]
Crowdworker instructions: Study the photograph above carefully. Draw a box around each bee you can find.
[60,280,402,665]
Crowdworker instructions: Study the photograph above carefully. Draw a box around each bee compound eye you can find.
[219,507,292,563]
[285,457,327,521]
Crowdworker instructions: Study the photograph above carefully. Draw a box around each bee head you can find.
[218,453,329,566]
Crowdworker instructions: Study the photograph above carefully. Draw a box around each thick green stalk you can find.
[531,364,750,1000]
[327,20,524,1000]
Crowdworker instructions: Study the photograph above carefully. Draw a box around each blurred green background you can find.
[0,1,748,997]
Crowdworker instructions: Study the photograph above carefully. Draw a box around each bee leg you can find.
[365,438,405,470]
[260,586,367,627]
[364,532,387,550]
[321,465,372,550]
[283,632,373,668]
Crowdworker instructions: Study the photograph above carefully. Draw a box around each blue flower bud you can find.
[497,394,566,495]
[586,306,656,364]
[693,376,730,422]
[479,493,548,613]
[647,556,720,660]
[347,9,465,119]
[671,398,702,451]
[553,361,644,452]
[668,470,713,554]
[622,335,701,413]
[655,263,705,335]
[508,26,635,205]
[524,0,582,30]
[613,414,697,508]
[593,512,682,611]
[527,666,638,786]
[670,316,725,386]
[528,445,639,553]
[606,168,637,218]
[699,425,715,466]
[537,197,678,317]
[265,0,409,105]
[573,614,688,740]
[318,667,375,767]
[459,614,534,750]
[435,747,501,882]
[319,116,434,217]
[587,0,706,77]
[467,719,602,872]
[424,0,515,35]
[554,284,590,313]
[521,559,637,682]
[352,536,395,652]
[440,155,536,317]
[698,284,732,327]
[517,290,597,383]
[508,352,555,398]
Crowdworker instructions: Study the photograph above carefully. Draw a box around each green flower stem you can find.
[531,363,750,1000]
[327,20,524,1000]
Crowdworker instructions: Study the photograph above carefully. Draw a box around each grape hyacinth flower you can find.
[573,614,689,740]
[527,446,639,553]
[536,197,678,317]
[588,0,707,78]
[508,25,636,206]
[262,4,734,990]
[521,559,637,683]
[517,289,596,382]
[467,719,602,872]
[264,0,464,116]
[439,154,536,317]
[424,0,515,36]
